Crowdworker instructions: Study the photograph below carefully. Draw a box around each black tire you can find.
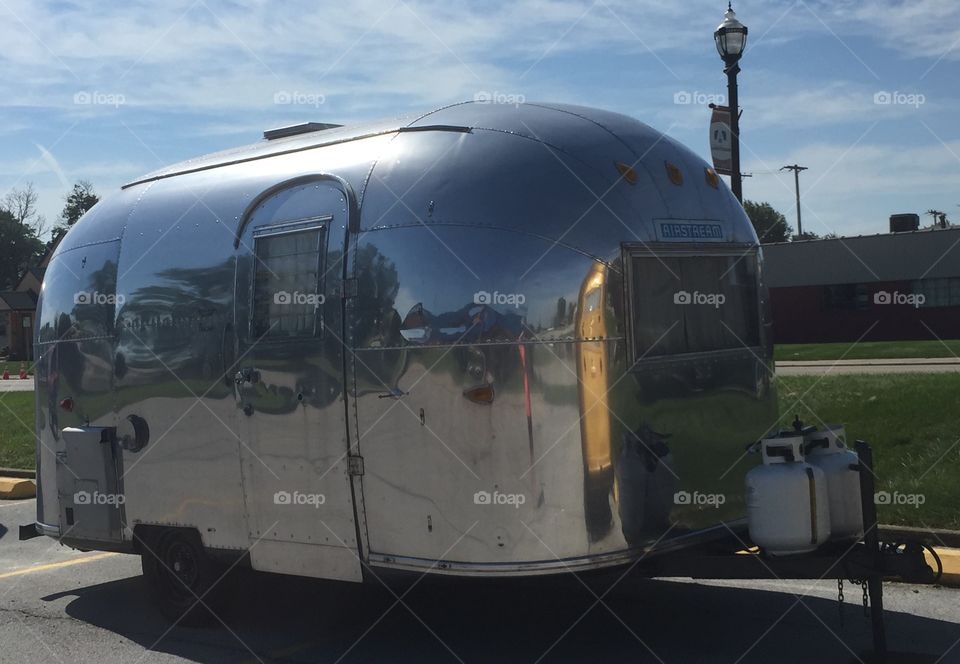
[140,530,221,627]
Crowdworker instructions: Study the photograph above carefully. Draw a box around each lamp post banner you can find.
[710,105,733,176]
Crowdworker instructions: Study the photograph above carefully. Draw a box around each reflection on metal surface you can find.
[576,262,614,541]
[33,101,778,579]
[616,424,676,548]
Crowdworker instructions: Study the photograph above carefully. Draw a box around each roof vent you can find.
[263,122,343,141]
[889,213,919,233]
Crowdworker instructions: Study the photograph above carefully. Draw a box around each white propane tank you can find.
[804,425,863,541]
[746,435,832,556]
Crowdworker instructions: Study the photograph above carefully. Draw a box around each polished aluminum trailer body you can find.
[33,101,775,581]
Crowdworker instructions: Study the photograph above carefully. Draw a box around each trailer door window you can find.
[627,249,760,360]
[251,220,326,339]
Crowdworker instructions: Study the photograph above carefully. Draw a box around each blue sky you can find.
[2,0,958,239]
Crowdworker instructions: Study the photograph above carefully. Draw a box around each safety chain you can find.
[837,578,845,627]
[841,578,871,621]
[861,580,870,618]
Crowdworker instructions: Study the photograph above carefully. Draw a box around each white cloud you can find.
[1,0,958,240]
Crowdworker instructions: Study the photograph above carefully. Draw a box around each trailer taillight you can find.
[462,384,495,404]
[59,397,74,412]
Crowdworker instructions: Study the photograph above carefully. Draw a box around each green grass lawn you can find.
[777,373,960,530]
[0,392,36,469]
[775,339,960,362]
[2,375,957,530]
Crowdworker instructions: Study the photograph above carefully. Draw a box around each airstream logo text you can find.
[474,490,526,508]
[274,490,326,508]
[74,490,125,506]
[874,290,924,308]
[74,291,124,305]
[674,490,726,508]
[874,491,925,508]
[674,290,725,308]
[474,291,525,308]
[656,221,724,242]
[274,291,325,306]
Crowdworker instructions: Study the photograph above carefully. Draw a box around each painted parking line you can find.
[0,500,33,508]
[0,552,118,580]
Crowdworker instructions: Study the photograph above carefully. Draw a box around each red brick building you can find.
[0,237,61,361]
[763,227,960,344]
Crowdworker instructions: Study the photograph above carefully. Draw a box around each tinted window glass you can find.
[628,251,760,359]
[251,225,325,338]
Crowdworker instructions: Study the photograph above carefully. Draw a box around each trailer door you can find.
[233,179,361,582]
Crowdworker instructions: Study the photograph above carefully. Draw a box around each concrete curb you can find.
[0,477,36,500]
[778,358,960,367]
[0,468,35,479]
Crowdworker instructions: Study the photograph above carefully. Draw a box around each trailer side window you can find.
[251,222,326,338]
[626,250,760,361]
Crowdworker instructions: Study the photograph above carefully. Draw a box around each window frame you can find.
[248,215,331,342]
[621,242,764,367]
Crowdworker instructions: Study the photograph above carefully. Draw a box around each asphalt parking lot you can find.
[2,499,958,664]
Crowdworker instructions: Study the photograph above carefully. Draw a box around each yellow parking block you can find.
[927,548,960,586]
[0,477,36,500]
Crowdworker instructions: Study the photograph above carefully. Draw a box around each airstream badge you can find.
[655,220,725,242]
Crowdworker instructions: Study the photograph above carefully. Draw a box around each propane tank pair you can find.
[804,425,863,542]
[746,424,863,556]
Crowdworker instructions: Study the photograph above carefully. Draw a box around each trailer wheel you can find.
[140,530,220,627]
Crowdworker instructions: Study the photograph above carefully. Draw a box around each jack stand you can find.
[855,441,887,663]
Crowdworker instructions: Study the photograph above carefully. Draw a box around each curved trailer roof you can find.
[61,101,756,266]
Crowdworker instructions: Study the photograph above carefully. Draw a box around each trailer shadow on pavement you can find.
[41,565,960,664]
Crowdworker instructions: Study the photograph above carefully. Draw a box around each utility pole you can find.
[781,165,808,236]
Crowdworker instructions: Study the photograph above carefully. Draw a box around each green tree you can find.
[0,208,44,290]
[743,200,793,244]
[52,180,99,238]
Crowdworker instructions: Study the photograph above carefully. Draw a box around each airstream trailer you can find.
[29,101,777,622]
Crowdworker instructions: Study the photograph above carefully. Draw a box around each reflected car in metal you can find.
[31,101,776,588]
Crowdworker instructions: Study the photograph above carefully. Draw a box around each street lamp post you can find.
[714,2,748,203]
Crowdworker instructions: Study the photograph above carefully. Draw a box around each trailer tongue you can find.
[636,441,941,663]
